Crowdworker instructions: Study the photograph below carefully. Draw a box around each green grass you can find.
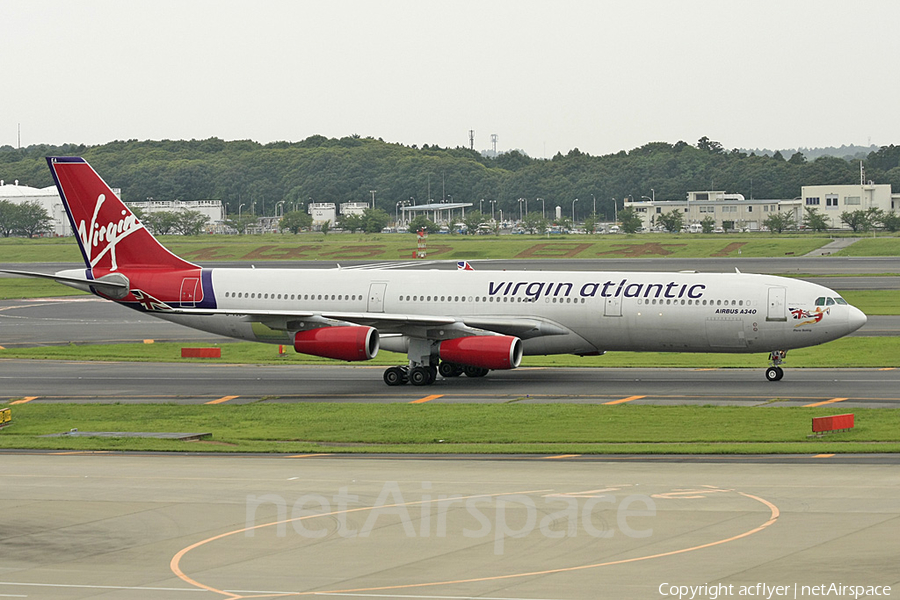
[834,236,900,256]
[1,233,836,263]
[839,290,900,315]
[1,403,897,454]
[1,336,899,368]
[0,278,88,300]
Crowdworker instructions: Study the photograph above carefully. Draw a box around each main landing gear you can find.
[766,350,787,382]
[383,362,489,386]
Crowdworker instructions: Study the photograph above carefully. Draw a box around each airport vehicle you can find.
[3,157,867,385]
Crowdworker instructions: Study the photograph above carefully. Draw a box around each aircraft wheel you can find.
[765,366,784,382]
[439,362,463,377]
[409,366,435,386]
[384,366,407,386]
[463,365,489,378]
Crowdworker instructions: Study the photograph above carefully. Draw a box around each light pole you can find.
[518,197,524,222]
[611,198,616,223]
[591,194,596,217]
[369,190,376,207]
[651,188,655,202]
[572,198,579,223]
[276,201,285,217]
[480,198,484,214]
[538,197,545,219]
[238,203,246,217]
[490,200,496,222]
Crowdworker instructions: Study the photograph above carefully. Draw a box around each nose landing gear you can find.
[766,350,786,381]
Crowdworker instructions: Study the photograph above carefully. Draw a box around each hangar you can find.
[0,180,72,236]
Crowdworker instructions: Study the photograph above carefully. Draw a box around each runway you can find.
[0,452,897,600]
[2,359,899,408]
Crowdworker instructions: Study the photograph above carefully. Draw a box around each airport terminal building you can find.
[625,183,900,231]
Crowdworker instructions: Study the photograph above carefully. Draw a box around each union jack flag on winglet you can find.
[457,261,475,271]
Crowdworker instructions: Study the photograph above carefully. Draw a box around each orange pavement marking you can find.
[815,454,836,458]
[172,490,778,597]
[10,396,38,405]
[205,395,238,405]
[409,394,443,404]
[803,397,848,408]
[544,454,581,459]
[170,488,555,598]
[604,395,646,405]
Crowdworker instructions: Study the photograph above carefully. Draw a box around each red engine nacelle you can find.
[438,335,523,370]
[293,326,379,361]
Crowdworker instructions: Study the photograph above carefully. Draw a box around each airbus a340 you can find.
[2,157,867,386]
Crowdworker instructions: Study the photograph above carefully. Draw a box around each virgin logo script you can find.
[78,194,142,271]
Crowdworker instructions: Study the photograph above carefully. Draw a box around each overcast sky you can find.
[5,0,899,158]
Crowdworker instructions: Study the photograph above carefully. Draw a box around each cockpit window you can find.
[834,297,848,305]
[826,297,836,306]
[815,297,826,306]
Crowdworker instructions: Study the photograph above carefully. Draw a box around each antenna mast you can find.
[468,129,475,150]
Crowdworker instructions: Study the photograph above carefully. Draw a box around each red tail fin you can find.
[47,157,197,272]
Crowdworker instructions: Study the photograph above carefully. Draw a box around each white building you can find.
[126,199,225,229]
[626,191,781,232]
[0,180,74,236]
[340,201,369,217]
[627,183,899,232]
[308,202,336,227]
[800,183,897,229]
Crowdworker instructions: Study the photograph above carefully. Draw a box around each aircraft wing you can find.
[172,307,572,340]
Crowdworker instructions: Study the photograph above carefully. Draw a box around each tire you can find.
[383,366,405,386]
[765,366,783,382]
[438,362,462,377]
[463,366,489,378]
[410,366,434,386]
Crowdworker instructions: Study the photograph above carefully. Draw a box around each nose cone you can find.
[848,306,867,333]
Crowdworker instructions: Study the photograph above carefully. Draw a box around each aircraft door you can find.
[368,282,387,313]
[180,277,200,307]
[603,294,622,317]
[766,287,787,322]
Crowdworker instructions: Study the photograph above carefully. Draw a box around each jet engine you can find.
[293,326,379,361]
[438,335,523,370]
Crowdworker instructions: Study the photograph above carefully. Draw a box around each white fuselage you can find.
[150,268,865,355]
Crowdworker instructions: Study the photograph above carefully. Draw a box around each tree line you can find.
[2,137,899,228]
[0,200,52,237]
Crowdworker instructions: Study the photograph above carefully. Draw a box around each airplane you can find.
[1,156,867,386]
